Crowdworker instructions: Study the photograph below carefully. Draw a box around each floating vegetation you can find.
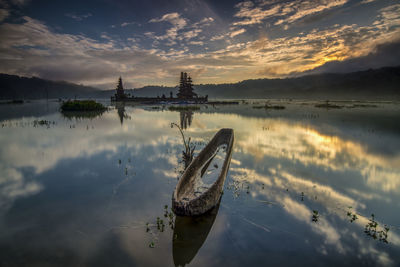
[171,122,196,169]
[60,100,107,112]
[168,105,200,111]
[312,210,319,222]
[347,104,378,108]
[226,180,250,198]
[347,207,358,223]
[1,119,57,128]
[315,101,343,109]
[364,214,389,243]
[33,120,55,128]
[208,101,239,105]
[253,104,285,110]
[146,205,176,249]
[61,110,106,120]
[149,241,155,248]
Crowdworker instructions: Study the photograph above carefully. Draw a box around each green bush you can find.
[61,100,106,111]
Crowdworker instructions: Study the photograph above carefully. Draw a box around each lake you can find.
[1,100,400,266]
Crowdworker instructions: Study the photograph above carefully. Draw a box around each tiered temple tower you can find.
[177,72,197,99]
[115,77,125,99]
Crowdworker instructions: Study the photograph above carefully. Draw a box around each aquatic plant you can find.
[315,100,343,109]
[312,210,319,222]
[32,120,55,128]
[168,105,200,111]
[347,104,378,108]
[346,207,358,223]
[145,204,176,249]
[253,104,285,110]
[364,214,389,243]
[60,100,107,112]
[61,110,105,120]
[171,122,196,169]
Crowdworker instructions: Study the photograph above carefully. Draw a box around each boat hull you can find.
[172,128,234,216]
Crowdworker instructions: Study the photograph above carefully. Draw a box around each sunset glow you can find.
[0,0,399,88]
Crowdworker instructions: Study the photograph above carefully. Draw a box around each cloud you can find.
[209,28,247,41]
[192,17,214,28]
[0,163,43,212]
[229,28,246,38]
[181,28,202,40]
[147,12,187,42]
[274,0,348,26]
[65,12,92,21]
[210,33,226,41]
[0,2,400,87]
[147,13,214,44]
[302,40,400,74]
[121,21,141,27]
[149,12,187,29]
[189,40,204,45]
[360,0,377,4]
[233,0,349,27]
[233,1,282,26]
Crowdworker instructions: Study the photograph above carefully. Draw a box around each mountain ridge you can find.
[1,66,399,100]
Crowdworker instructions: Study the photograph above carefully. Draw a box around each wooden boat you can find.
[172,128,234,216]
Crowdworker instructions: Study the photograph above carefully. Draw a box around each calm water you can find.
[1,100,400,266]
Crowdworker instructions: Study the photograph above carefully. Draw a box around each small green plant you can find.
[312,210,319,222]
[149,241,155,248]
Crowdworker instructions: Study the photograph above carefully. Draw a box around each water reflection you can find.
[173,200,220,267]
[116,102,131,125]
[61,110,106,120]
[180,111,193,129]
[0,102,399,266]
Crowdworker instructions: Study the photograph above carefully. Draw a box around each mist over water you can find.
[0,100,400,266]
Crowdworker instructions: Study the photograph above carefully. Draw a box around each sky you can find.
[0,0,399,89]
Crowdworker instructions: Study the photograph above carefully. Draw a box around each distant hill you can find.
[1,66,399,100]
[131,66,400,100]
[0,74,101,99]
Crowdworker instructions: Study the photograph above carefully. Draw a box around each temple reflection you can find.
[116,102,131,125]
[179,111,193,129]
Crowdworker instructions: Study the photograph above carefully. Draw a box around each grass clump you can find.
[315,101,343,109]
[168,105,200,111]
[61,100,106,112]
[253,104,285,110]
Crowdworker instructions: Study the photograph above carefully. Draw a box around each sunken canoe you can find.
[172,128,234,216]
